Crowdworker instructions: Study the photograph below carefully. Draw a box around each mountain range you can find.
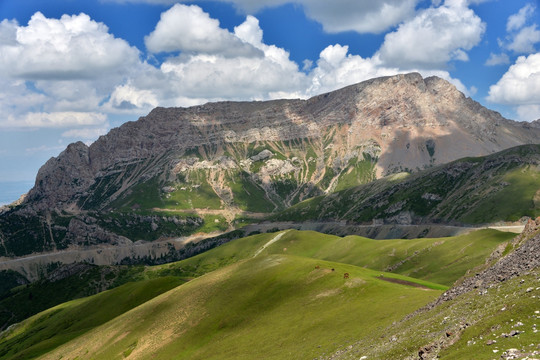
[1,72,539,263]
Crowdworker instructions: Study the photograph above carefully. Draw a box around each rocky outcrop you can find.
[63,217,132,247]
[437,217,540,304]
[26,142,94,209]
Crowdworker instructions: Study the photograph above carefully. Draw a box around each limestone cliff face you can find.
[26,73,539,213]
[26,142,93,209]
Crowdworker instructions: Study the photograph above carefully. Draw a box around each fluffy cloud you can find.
[105,84,160,111]
[507,4,535,32]
[0,12,145,131]
[488,53,540,121]
[378,0,485,68]
[516,104,540,121]
[116,13,305,104]
[0,12,140,80]
[502,4,540,54]
[308,45,398,95]
[144,4,261,57]
[506,25,540,54]
[488,53,540,105]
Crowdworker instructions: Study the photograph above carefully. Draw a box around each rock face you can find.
[1,72,540,258]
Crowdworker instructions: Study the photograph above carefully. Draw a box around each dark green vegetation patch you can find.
[277,144,540,224]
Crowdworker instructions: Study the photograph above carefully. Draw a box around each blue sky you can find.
[0,0,539,194]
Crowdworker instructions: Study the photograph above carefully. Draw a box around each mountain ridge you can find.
[276,144,540,225]
[27,72,540,211]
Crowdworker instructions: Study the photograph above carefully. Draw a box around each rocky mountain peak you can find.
[27,141,92,207]
[22,73,540,212]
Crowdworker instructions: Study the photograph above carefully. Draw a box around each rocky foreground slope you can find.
[1,72,539,258]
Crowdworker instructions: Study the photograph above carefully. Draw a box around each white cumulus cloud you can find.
[0,12,140,80]
[516,104,540,121]
[507,4,535,32]
[105,84,160,111]
[488,53,540,121]
[488,53,540,105]
[378,0,485,68]
[140,13,309,102]
[308,46,398,95]
[506,25,540,54]
[0,11,147,129]
[501,4,540,54]
[144,4,261,57]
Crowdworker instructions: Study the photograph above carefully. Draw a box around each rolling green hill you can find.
[0,277,185,360]
[1,255,443,360]
[0,228,517,359]
[275,144,540,225]
[151,229,514,287]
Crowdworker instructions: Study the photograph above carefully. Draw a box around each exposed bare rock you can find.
[250,149,273,161]
[26,142,94,210]
[64,217,133,247]
[46,263,94,283]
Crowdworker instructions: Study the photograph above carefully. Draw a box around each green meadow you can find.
[0,228,517,359]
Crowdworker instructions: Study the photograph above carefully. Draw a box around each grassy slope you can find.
[263,230,514,286]
[0,277,185,360]
[0,264,151,330]
[38,255,441,360]
[276,144,540,224]
[0,229,515,359]
[152,229,514,287]
[329,268,540,360]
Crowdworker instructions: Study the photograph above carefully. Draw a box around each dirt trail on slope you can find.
[253,230,290,257]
